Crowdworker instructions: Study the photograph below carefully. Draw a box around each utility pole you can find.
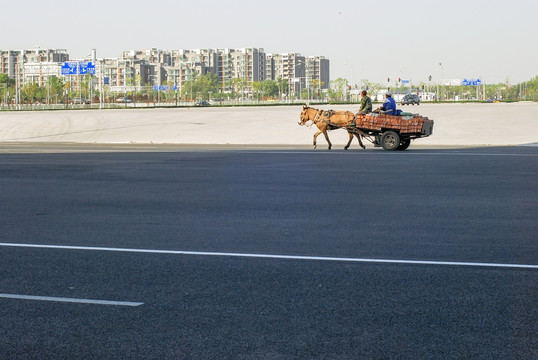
[16,54,23,110]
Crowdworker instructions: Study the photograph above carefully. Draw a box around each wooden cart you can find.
[348,113,434,151]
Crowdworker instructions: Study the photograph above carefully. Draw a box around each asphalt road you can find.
[1,146,537,359]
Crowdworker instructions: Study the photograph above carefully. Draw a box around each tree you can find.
[0,74,15,104]
[182,77,196,101]
[48,76,65,102]
[329,78,349,101]
[251,81,262,101]
[311,79,324,99]
[0,73,14,86]
[260,79,279,99]
[194,73,219,100]
[22,82,39,103]
[526,76,538,101]
[276,78,288,99]
[232,78,246,99]
[358,79,381,101]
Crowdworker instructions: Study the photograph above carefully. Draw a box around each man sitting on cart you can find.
[358,90,372,115]
[350,90,373,127]
[375,91,397,115]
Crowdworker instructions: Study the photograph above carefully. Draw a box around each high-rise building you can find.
[1,47,330,97]
[0,49,68,79]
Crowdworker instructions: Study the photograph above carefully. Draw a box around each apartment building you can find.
[0,49,69,79]
[1,47,330,96]
[121,48,268,94]
[306,56,330,92]
[217,48,266,93]
[167,49,217,88]
[23,62,62,86]
[267,53,306,95]
[0,49,69,88]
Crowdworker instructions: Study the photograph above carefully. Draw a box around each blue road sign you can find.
[462,78,482,86]
[79,62,96,75]
[61,61,95,75]
[153,85,177,91]
[61,62,78,75]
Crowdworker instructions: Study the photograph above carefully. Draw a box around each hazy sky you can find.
[4,0,537,85]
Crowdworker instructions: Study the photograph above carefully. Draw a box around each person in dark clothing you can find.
[358,90,372,114]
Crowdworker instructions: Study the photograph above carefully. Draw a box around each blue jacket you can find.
[383,96,397,114]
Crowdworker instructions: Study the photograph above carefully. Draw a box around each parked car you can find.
[69,98,91,104]
[194,100,210,106]
[116,97,132,103]
[401,94,421,105]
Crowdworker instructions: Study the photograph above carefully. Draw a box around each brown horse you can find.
[298,105,365,150]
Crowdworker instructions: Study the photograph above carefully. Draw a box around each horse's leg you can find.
[344,131,353,150]
[355,133,366,149]
[313,131,322,149]
[313,124,326,149]
[322,130,332,150]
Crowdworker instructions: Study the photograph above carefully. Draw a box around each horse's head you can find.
[298,105,316,125]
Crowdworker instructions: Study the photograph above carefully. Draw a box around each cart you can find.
[347,112,434,151]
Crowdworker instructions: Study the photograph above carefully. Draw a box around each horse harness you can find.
[313,109,355,128]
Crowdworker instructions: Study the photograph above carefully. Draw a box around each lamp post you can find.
[16,55,22,110]
[295,59,306,100]
[99,59,104,109]
[438,62,443,101]
[149,74,160,106]
[175,79,178,106]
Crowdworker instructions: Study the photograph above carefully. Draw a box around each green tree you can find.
[182,77,196,100]
[0,74,15,103]
[251,81,262,101]
[260,79,279,99]
[194,73,219,100]
[276,78,288,99]
[22,82,39,103]
[48,76,64,103]
[329,78,349,101]
[525,76,538,101]
[0,73,14,86]
[232,78,246,99]
[310,79,324,99]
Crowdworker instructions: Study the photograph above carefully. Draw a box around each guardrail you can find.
[0,100,327,111]
[0,99,522,111]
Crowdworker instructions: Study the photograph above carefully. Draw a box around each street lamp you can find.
[438,62,443,101]
[149,75,158,105]
[295,59,307,100]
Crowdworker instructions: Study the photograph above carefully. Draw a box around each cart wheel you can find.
[381,131,400,151]
[397,138,411,150]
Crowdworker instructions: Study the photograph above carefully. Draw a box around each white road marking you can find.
[1,242,536,270]
[259,151,538,157]
[0,293,143,307]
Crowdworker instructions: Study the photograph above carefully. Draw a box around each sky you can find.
[3,0,537,85]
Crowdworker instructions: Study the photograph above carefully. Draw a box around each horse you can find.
[298,105,365,150]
